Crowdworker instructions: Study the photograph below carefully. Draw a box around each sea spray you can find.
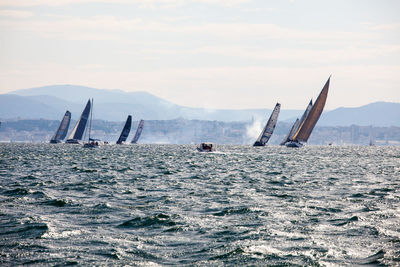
[246,120,263,143]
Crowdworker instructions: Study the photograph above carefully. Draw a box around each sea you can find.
[0,143,399,266]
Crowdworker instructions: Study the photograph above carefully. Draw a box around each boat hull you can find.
[196,147,215,152]
[83,143,98,148]
[286,141,303,148]
[50,139,62,144]
[83,140,107,147]
[65,139,81,144]
[253,141,265,147]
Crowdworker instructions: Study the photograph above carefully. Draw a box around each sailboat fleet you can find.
[252,76,330,148]
[50,99,145,146]
[49,76,330,148]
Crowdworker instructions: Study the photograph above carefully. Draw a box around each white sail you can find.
[253,103,281,146]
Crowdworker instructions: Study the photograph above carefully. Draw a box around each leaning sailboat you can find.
[131,119,144,144]
[66,99,91,144]
[286,76,330,147]
[280,100,312,145]
[116,115,132,144]
[253,103,281,146]
[50,110,71,143]
[280,118,299,146]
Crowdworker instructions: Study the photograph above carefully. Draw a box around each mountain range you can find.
[1,85,399,126]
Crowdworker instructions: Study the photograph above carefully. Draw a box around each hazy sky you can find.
[0,0,399,109]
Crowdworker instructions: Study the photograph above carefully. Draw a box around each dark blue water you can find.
[1,144,399,266]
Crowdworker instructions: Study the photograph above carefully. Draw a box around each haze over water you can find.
[1,144,399,265]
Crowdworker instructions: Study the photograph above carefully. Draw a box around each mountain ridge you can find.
[1,85,399,126]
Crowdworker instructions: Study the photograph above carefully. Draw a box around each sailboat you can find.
[116,115,132,144]
[83,98,106,148]
[280,118,299,146]
[131,119,144,144]
[50,110,71,143]
[369,140,375,146]
[253,103,281,146]
[66,100,91,144]
[369,128,375,146]
[83,100,95,148]
[285,76,330,148]
[280,100,312,145]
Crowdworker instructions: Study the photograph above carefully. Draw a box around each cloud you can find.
[0,0,251,8]
[193,44,400,63]
[0,15,144,40]
[368,23,400,31]
[0,0,78,7]
[184,23,377,41]
[0,9,34,18]
[119,43,400,66]
[0,13,378,44]
[193,0,251,7]
[243,7,276,13]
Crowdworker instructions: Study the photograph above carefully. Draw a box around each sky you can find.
[0,0,399,110]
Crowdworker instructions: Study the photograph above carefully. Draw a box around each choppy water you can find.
[0,144,399,266]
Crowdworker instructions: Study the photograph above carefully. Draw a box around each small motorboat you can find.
[197,142,216,152]
[83,138,108,148]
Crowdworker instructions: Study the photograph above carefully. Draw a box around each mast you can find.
[292,77,330,142]
[253,103,281,146]
[116,115,132,144]
[88,98,93,141]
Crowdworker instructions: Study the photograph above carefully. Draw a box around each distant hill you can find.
[0,84,399,126]
[318,102,400,127]
[0,94,59,119]
[3,85,302,121]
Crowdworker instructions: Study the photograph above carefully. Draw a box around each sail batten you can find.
[66,99,91,142]
[292,77,330,142]
[253,103,281,146]
[50,111,71,143]
[116,115,132,144]
[131,119,144,144]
